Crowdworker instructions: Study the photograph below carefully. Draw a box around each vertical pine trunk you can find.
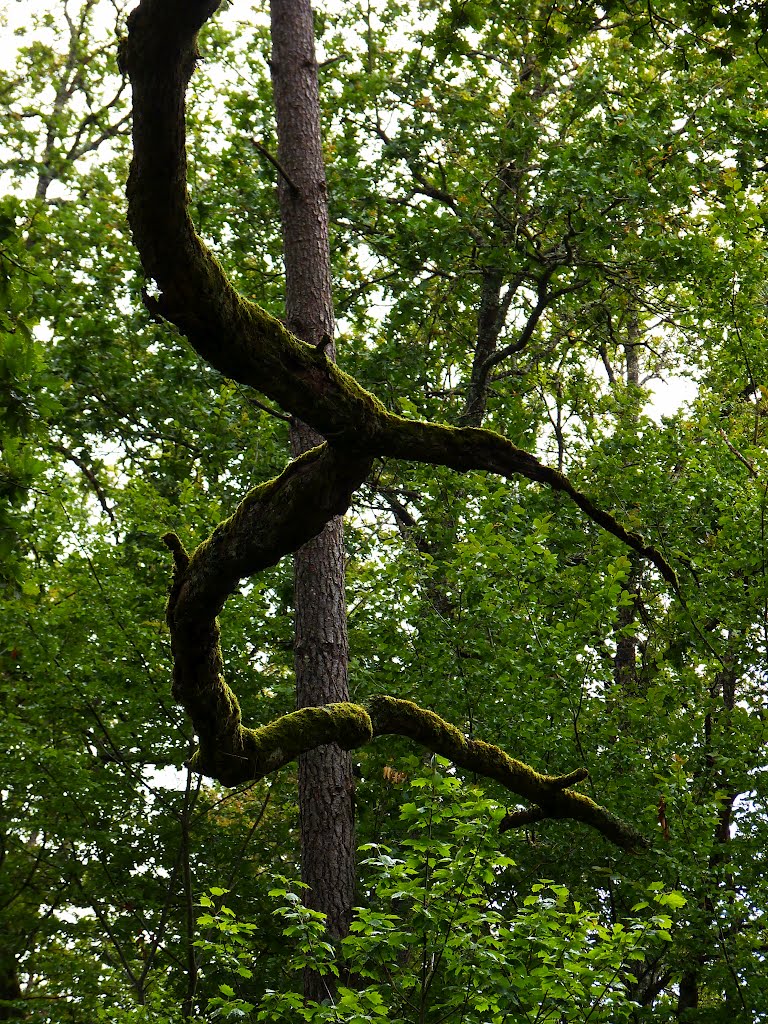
[269,0,355,1002]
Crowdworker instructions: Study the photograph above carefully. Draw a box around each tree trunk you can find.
[677,969,699,1016]
[270,0,356,1002]
[0,808,24,1022]
[0,945,23,1021]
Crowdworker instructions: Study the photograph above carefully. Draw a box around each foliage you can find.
[0,196,56,585]
[197,765,685,1022]
[0,0,767,1020]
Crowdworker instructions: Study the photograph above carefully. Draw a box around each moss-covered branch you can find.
[125,0,655,860]
[162,446,371,784]
[160,455,645,850]
[181,696,647,852]
[124,0,678,588]
[166,444,371,625]
[157,447,643,848]
[186,702,374,788]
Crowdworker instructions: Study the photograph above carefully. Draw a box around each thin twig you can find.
[250,137,299,192]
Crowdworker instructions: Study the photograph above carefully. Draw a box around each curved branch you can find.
[158,445,646,851]
[123,0,678,589]
[162,445,371,785]
[181,695,647,852]
[166,444,371,624]
[126,0,657,860]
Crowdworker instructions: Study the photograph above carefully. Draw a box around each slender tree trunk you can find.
[270,0,356,1001]
[676,969,699,1016]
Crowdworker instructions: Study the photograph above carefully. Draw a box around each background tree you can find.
[270,0,357,991]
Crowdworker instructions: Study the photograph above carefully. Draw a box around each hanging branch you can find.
[123,0,669,854]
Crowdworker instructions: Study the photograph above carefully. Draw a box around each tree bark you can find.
[676,969,699,1016]
[0,807,25,1022]
[270,0,355,1000]
[0,953,23,1022]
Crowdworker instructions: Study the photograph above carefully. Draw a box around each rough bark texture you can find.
[123,0,673,877]
[270,0,356,979]
[291,519,356,950]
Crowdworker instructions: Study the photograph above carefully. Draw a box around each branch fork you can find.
[126,0,662,855]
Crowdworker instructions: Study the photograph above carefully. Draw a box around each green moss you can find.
[182,693,644,848]
[189,703,376,785]
[246,702,372,762]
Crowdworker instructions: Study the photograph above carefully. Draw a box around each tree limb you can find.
[123,0,678,589]
[159,450,646,852]
[125,0,661,859]
[180,694,647,852]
